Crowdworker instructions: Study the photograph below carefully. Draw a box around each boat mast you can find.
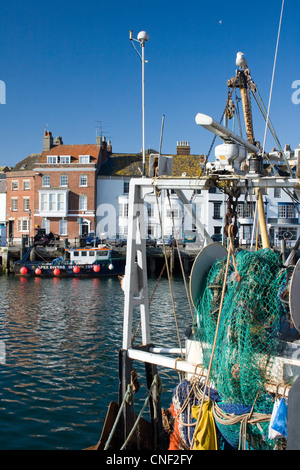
[228,54,270,249]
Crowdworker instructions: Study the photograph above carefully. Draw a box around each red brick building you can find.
[6,131,106,244]
[6,153,41,243]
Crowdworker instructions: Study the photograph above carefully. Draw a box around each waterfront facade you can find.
[97,142,300,247]
[2,132,300,247]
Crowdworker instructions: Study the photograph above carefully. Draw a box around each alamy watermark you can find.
[292,80,300,104]
[0,80,6,104]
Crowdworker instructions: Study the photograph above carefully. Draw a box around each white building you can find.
[96,142,300,247]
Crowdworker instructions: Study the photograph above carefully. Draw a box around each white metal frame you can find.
[122,174,300,363]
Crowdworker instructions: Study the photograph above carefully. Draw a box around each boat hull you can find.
[13,260,125,277]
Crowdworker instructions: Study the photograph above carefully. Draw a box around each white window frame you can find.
[12,198,18,211]
[60,175,68,187]
[60,155,71,164]
[12,181,18,191]
[47,155,58,164]
[79,175,88,187]
[42,175,50,187]
[23,197,30,211]
[41,193,47,211]
[79,195,88,211]
[57,193,65,211]
[49,193,56,211]
[79,155,90,164]
[59,219,67,236]
[42,218,50,233]
[18,219,30,232]
[119,202,129,217]
[23,180,30,190]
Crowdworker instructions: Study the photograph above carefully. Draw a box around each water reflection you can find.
[0,275,190,450]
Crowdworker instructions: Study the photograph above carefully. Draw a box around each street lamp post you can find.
[28,209,31,246]
[129,30,149,177]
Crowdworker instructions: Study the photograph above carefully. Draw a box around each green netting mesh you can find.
[193,248,293,449]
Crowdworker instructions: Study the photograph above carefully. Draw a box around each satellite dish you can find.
[189,243,227,309]
[289,258,300,332]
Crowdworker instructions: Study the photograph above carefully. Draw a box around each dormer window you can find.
[79,155,90,164]
[60,155,71,164]
[47,155,58,164]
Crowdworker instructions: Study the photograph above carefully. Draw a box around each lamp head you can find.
[137,31,149,42]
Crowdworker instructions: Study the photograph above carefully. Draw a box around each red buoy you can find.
[73,265,80,274]
[53,268,60,276]
[20,267,28,275]
[35,268,42,275]
[93,265,100,272]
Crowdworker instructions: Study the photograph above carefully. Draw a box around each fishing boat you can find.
[94,48,300,452]
[13,245,125,277]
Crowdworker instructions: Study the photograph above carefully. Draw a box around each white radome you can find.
[137,31,149,42]
[236,52,248,70]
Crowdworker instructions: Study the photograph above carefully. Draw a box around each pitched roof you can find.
[40,144,100,163]
[98,153,203,178]
[11,153,42,172]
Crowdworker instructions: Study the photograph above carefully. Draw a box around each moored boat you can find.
[13,245,125,277]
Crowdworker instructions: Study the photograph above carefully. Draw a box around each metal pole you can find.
[141,42,146,176]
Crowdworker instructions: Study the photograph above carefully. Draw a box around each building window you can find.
[18,219,30,232]
[79,175,88,186]
[213,202,222,219]
[40,192,67,213]
[278,203,296,219]
[79,155,90,164]
[79,195,87,211]
[60,175,68,187]
[12,198,18,211]
[124,181,130,194]
[119,202,128,217]
[237,202,255,218]
[42,218,50,233]
[49,194,56,211]
[57,194,65,211]
[274,188,281,198]
[242,225,252,240]
[147,203,154,217]
[59,219,67,236]
[60,156,71,164]
[147,224,155,236]
[42,175,50,187]
[23,198,30,211]
[41,194,47,211]
[12,181,18,191]
[166,204,180,218]
[47,155,58,164]
[23,180,30,190]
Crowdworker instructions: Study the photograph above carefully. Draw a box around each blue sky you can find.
[0,0,299,167]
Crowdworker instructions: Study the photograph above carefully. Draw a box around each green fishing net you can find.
[193,248,293,449]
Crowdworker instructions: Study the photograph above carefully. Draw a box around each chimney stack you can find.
[43,131,53,151]
[176,141,191,155]
[100,136,108,163]
[53,136,63,146]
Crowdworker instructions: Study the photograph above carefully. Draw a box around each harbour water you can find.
[0,274,191,450]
